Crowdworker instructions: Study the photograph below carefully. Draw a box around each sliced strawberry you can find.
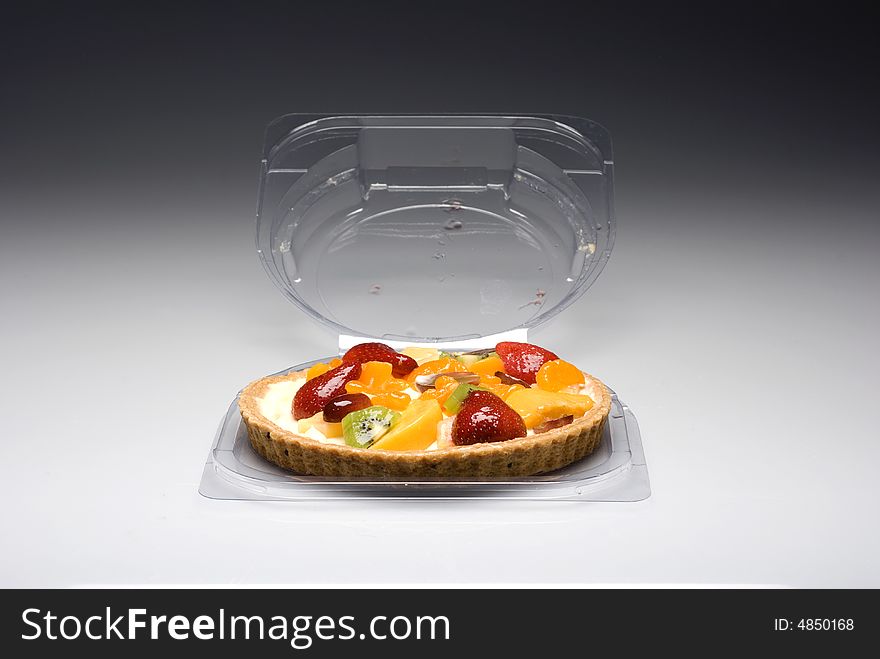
[292,362,361,420]
[494,341,559,384]
[341,342,418,378]
[451,389,527,446]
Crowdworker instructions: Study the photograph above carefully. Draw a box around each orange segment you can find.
[306,362,330,380]
[407,357,469,383]
[371,391,412,411]
[418,375,462,413]
[305,358,342,381]
[346,361,409,396]
[468,354,504,377]
[477,374,524,401]
[535,359,585,392]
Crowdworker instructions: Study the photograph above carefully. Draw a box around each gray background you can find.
[1,2,878,586]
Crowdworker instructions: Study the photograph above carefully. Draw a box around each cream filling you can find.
[256,373,598,449]
[256,377,307,435]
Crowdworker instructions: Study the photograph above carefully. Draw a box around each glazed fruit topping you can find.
[476,374,525,401]
[494,370,530,387]
[533,415,575,434]
[443,383,483,414]
[459,348,497,358]
[345,361,412,411]
[306,358,342,381]
[370,398,443,451]
[442,349,496,369]
[342,342,417,378]
[342,405,399,448]
[536,359,585,392]
[451,389,527,446]
[414,371,480,391]
[292,361,362,420]
[407,357,469,384]
[322,393,372,423]
[466,353,505,377]
[494,341,559,385]
[417,375,463,411]
[504,388,593,429]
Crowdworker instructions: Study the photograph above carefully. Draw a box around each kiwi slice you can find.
[456,354,482,367]
[443,383,486,415]
[341,406,400,448]
[440,350,497,367]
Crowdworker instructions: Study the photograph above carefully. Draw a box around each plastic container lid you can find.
[256,115,615,344]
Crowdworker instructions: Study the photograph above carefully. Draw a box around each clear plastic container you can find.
[200,114,650,501]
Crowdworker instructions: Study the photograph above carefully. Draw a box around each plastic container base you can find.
[199,372,650,502]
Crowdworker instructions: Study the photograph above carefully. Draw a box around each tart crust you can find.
[238,369,612,478]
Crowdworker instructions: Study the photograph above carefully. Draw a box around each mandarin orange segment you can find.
[370,391,412,411]
[417,376,461,414]
[535,359,585,392]
[468,354,504,377]
[407,357,469,383]
[306,358,343,381]
[306,362,331,380]
[433,376,462,409]
[345,361,410,397]
[474,374,523,401]
[485,383,525,400]
[418,388,442,401]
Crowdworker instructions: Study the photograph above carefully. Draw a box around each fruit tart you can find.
[238,341,612,478]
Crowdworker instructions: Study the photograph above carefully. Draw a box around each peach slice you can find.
[468,354,505,377]
[371,398,443,451]
[296,412,344,438]
[505,388,594,430]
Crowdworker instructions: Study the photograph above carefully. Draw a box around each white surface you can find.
[2,194,879,587]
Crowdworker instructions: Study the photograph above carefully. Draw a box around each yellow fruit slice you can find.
[371,398,442,451]
[468,354,505,377]
[400,346,440,365]
[505,388,594,429]
[296,412,344,438]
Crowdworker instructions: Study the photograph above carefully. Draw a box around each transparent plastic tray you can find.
[199,361,650,502]
[200,114,650,501]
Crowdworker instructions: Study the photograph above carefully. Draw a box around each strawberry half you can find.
[292,362,362,420]
[451,389,527,446]
[495,341,559,385]
[342,342,417,378]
